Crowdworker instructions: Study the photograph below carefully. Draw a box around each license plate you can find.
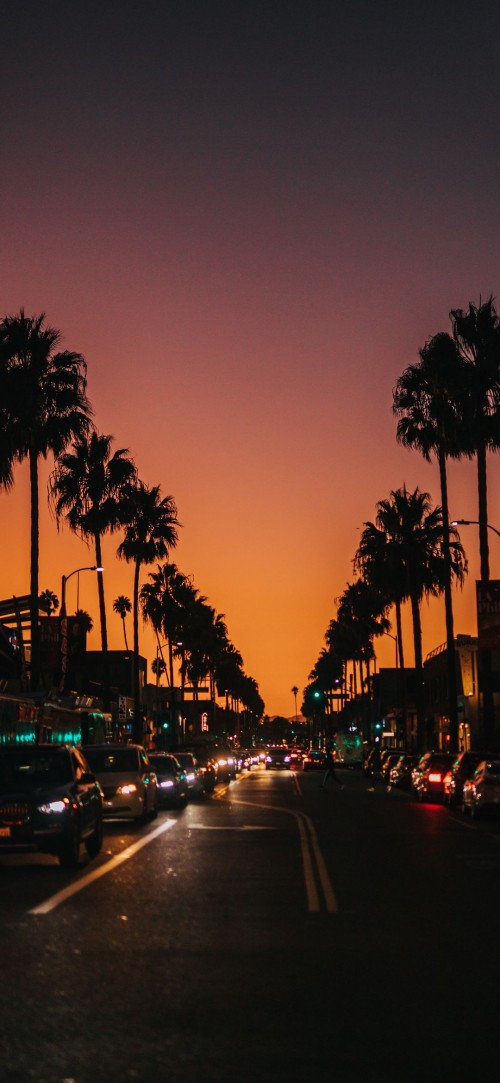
[0,826,11,837]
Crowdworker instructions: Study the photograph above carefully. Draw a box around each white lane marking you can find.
[228,796,337,914]
[301,812,337,912]
[293,773,303,796]
[28,818,179,916]
[188,824,275,830]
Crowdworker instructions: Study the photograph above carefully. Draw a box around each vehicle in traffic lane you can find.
[302,749,327,771]
[83,744,158,822]
[0,744,103,867]
[265,747,291,770]
[148,752,189,808]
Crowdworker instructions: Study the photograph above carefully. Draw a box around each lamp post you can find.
[59,565,102,693]
[452,518,500,539]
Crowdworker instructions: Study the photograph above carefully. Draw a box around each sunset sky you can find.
[2,0,500,717]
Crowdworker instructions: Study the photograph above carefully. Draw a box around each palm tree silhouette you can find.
[393,330,469,751]
[50,430,136,706]
[0,309,91,687]
[113,595,132,652]
[359,487,466,750]
[118,482,179,742]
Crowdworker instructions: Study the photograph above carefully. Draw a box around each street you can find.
[1,764,499,1083]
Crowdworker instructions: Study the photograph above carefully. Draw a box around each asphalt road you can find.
[1,764,499,1083]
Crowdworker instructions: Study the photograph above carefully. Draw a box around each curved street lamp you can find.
[59,565,103,692]
[452,518,500,539]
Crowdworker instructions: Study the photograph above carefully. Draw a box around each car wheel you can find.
[58,819,81,868]
[85,815,103,859]
[148,799,158,820]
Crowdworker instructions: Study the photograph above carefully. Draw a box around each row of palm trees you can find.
[304,296,500,753]
[0,309,264,740]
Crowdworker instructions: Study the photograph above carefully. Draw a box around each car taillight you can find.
[428,772,442,783]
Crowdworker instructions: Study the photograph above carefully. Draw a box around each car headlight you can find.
[217,758,227,767]
[186,773,196,782]
[160,780,175,789]
[37,798,69,814]
[117,783,138,795]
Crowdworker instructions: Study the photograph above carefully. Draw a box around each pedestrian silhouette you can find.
[321,748,343,789]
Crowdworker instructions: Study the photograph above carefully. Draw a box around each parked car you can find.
[381,752,402,786]
[363,747,382,778]
[148,752,189,808]
[444,750,493,809]
[388,754,418,790]
[265,747,292,770]
[0,744,103,867]
[83,744,158,822]
[413,751,455,803]
[462,758,500,817]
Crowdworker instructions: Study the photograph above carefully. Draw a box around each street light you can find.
[59,565,103,692]
[60,565,103,617]
[451,519,500,539]
[384,631,399,668]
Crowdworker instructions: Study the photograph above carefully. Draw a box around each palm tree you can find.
[449,296,500,747]
[38,588,59,616]
[364,487,466,750]
[0,309,92,688]
[50,431,136,662]
[113,595,132,652]
[450,296,500,582]
[140,563,194,690]
[393,331,469,751]
[117,482,179,742]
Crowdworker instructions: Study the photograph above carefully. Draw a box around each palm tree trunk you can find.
[94,532,110,711]
[29,447,40,690]
[132,558,142,744]
[438,447,459,752]
[395,600,408,748]
[410,593,425,751]
[477,440,490,580]
[477,440,495,746]
[121,617,129,652]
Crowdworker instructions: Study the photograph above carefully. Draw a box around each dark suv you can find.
[0,744,103,867]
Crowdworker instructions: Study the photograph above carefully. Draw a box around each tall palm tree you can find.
[118,482,179,741]
[450,297,500,747]
[140,563,195,689]
[0,309,92,688]
[451,296,500,581]
[113,595,132,652]
[393,331,469,751]
[363,487,466,750]
[50,431,136,659]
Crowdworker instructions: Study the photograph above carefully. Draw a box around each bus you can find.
[0,692,113,746]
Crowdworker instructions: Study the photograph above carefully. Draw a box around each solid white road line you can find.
[28,818,179,916]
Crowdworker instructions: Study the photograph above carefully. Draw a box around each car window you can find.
[0,749,73,789]
[84,748,139,773]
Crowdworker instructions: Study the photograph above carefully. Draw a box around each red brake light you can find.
[428,772,442,783]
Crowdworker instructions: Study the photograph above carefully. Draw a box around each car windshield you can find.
[84,748,138,773]
[176,754,196,768]
[149,756,177,775]
[0,749,72,790]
